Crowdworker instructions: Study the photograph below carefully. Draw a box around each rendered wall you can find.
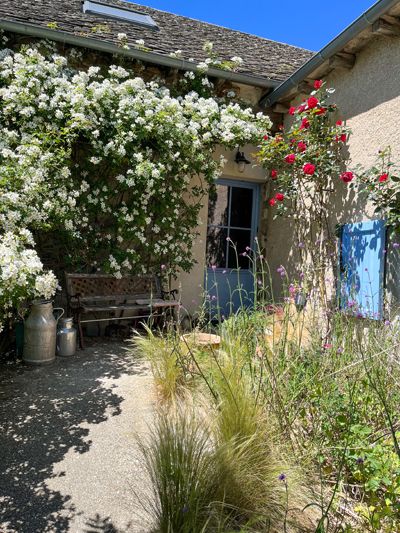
[177,144,267,315]
[265,33,400,309]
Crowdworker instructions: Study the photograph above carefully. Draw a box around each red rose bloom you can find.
[336,120,343,126]
[289,106,296,115]
[340,133,347,142]
[300,118,310,130]
[379,173,389,182]
[340,171,354,183]
[263,134,268,140]
[315,107,327,116]
[307,96,319,109]
[303,163,316,175]
[268,198,276,207]
[271,169,278,179]
[297,141,307,152]
[275,193,285,202]
[314,79,323,89]
[284,153,296,164]
[297,104,307,113]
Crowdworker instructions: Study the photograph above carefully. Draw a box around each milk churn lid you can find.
[59,317,74,328]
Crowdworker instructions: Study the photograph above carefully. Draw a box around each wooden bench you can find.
[65,273,179,349]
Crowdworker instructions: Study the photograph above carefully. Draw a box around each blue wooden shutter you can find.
[339,220,386,319]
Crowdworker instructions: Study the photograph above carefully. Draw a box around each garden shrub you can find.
[0,44,270,329]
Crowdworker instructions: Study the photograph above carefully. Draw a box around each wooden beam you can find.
[272,103,289,114]
[297,80,313,94]
[329,53,356,70]
[372,18,400,36]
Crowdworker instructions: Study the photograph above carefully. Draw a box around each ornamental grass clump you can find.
[140,407,219,533]
[131,326,191,404]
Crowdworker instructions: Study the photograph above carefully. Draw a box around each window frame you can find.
[82,0,159,29]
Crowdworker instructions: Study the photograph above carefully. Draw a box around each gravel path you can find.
[0,340,156,533]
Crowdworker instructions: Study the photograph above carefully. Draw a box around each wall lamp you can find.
[235,149,251,173]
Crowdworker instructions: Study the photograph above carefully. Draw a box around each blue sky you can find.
[129,0,377,51]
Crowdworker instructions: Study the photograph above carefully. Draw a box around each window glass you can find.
[228,229,252,269]
[230,187,253,228]
[207,184,230,227]
[206,226,228,268]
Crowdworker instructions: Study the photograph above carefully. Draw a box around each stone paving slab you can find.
[0,340,155,533]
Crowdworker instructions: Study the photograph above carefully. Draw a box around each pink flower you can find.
[378,173,389,183]
[323,343,333,350]
[268,198,276,207]
[303,163,316,175]
[285,153,296,164]
[300,118,310,130]
[297,141,307,152]
[314,79,323,89]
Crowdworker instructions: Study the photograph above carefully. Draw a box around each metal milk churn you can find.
[23,301,64,365]
[56,318,77,357]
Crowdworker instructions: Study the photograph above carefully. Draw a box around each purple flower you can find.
[245,246,251,252]
[277,265,286,278]
[278,473,286,481]
[385,320,391,326]
[211,295,217,301]
[393,242,400,249]
[298,242,304,248]
[356,457,364,465]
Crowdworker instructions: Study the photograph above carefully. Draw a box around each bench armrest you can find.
[162,289,178,300]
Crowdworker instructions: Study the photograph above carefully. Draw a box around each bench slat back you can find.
[65,273,161,301]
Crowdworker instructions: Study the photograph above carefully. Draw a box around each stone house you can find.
[263,0,400,318]
[1,0,399,319]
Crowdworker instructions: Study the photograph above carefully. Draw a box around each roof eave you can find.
[261,0,400,107]
[0,19,280,90]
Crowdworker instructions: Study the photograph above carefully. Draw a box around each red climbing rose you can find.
[275,193,285,202]
[307,96,319,109]
[285,153,296,164]
[303,163,316,175]
[340,171,354,183]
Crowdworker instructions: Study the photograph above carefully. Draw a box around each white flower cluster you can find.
[0,46,270,321]
[0,230,58,331]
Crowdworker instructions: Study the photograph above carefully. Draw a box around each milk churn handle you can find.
[53,307,65,322]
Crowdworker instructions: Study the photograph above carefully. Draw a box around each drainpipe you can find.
[0,19,279,90]
[261,0,400,107]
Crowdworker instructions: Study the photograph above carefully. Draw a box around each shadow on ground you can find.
[0,339,144,533]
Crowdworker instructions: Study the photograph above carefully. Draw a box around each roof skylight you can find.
[82,1,158,29]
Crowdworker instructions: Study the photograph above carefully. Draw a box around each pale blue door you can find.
[339,220,386,319]
[205,179,260,318]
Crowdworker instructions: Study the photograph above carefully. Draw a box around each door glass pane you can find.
[206,226,228,268]
[228,229,252,268]
[208,184,230,226]
[230,187,253,228]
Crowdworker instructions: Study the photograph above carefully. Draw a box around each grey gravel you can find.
[0,339,156,533]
